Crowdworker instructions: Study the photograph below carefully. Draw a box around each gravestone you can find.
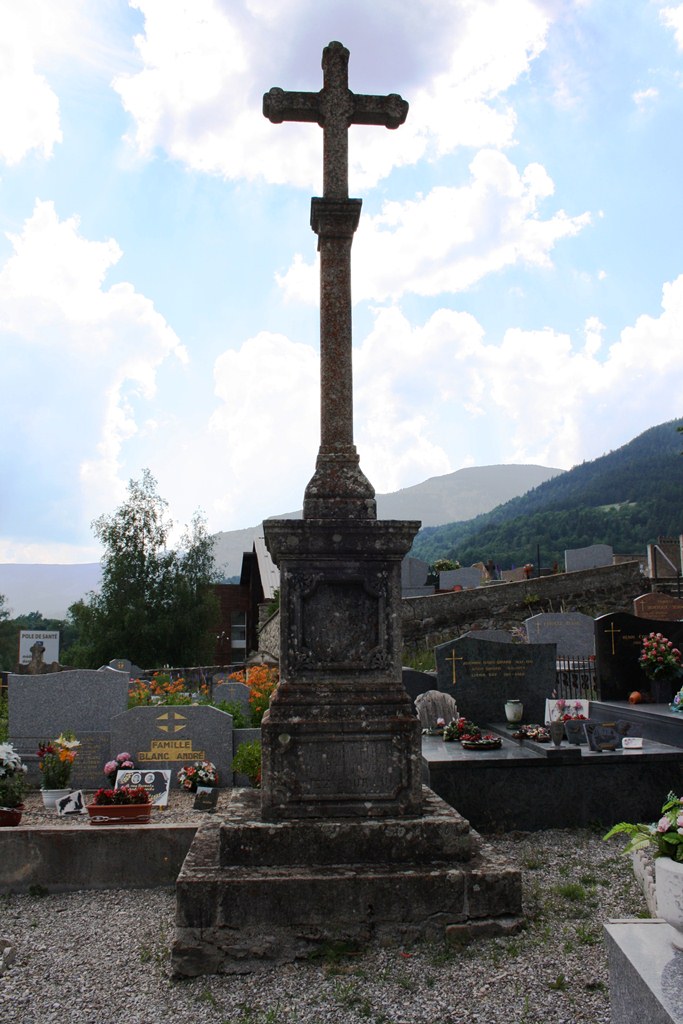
[401,556,430,595]
[212,679,251,716]
[524,612,595,657]
[439,566,482,590]
[633,593,683,621]
[108,657,144,678]
[501,567,526,583]
[465,629,514,643]
[8,668,129,789]
[401,667,437,703]
[414,690,458,730]
[594,612,683,701]
[565,543,613,572]
[434,636,556,725]
[110,706,233,788]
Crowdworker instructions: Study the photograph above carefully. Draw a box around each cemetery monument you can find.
[172,42,521,975]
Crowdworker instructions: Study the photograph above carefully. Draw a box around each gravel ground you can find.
[0,796,646,1024]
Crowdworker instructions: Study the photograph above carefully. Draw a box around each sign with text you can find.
[19,630,59,665]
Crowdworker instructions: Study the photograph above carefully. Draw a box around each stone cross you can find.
[263,42,408,520]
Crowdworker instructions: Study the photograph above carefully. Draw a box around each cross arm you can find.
[263,87,322,125]
[352,93,408,129]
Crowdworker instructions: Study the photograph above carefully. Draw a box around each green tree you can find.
[68,470,218,669]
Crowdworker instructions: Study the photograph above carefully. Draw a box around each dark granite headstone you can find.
[110,706,233,788]
[212,680,251,715]
[434,636,556,725]
[8,668,129,789]
[525,612,595,657]
[401,667,437,703]
[594,612,683,701]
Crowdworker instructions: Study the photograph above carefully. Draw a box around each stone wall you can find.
[401,561,644,652]
[257,561,645,660]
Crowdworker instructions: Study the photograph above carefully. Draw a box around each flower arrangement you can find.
[36,732,80,789]
[177,760,218,791]
[640,632,682,681]
[443,717,481,743]
[103,751,135,786]
[604,791,683,861]
[91,785,151,806]
[0,742,28,808]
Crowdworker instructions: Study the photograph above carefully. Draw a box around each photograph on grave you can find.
[116,769,171,806]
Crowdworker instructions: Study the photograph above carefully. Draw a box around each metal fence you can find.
[554,655,597,702]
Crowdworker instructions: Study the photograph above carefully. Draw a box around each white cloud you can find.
[633,86,659,110]
[113,0,550,189]
[0,200,187,536]
[0,5,62,165]
[661,4,683,50]
[278,151,591,304]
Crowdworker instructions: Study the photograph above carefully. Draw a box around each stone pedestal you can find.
[171,788,523,976]
[260,518,422,819]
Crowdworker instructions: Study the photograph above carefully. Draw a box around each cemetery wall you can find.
[401,561,644,652]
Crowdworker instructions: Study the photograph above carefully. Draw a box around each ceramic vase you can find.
[656,856,683,949]
[504,700,523,725]
[40,789,71,809]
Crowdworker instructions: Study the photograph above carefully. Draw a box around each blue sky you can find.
[2,0,683,564]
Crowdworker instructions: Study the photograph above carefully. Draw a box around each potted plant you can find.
[177,760,218,792]
[640,632,682,703]
[103,751,135,786]
[0,742,28,826]
[36,732,80,808]
[86,785,152,825]
[605,791,683,947]
[231,741,262,788]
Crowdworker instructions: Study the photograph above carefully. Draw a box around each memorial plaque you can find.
[435,636,556,725]
[594,612,683,700]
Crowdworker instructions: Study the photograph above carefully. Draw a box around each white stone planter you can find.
[655,856,683,949]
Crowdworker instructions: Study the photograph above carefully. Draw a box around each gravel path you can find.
[0,809,645,1024]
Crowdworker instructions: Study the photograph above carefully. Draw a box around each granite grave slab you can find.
[565,543,613,572]
[595,612,683,701]
[524,611,595,657]
[434,636,556,725]
[634,593,683,621]
[8,668,129,789]
[439,566,482,590]
[110,705,233,788]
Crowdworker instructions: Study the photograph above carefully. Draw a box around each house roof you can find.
[253,532,280,600]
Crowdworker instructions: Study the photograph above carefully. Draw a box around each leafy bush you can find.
[231,740,262,787]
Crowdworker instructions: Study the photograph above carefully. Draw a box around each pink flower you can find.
[677,814,683,829]
[657,816,671,832]
[104,760,117,775]
[117,752,132,762]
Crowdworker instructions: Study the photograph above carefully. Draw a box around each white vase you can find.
[504,699,523,724]
[40,788,71,810]
[655,856,683,949]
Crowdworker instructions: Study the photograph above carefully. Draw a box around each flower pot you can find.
[0,807,22,827]
[41,789,72,809]
[656,857,683,949]
[86,803,152,825]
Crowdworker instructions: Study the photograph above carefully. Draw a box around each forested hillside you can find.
[411,418,683,568]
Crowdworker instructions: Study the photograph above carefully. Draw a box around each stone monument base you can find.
[171,787,523,976]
